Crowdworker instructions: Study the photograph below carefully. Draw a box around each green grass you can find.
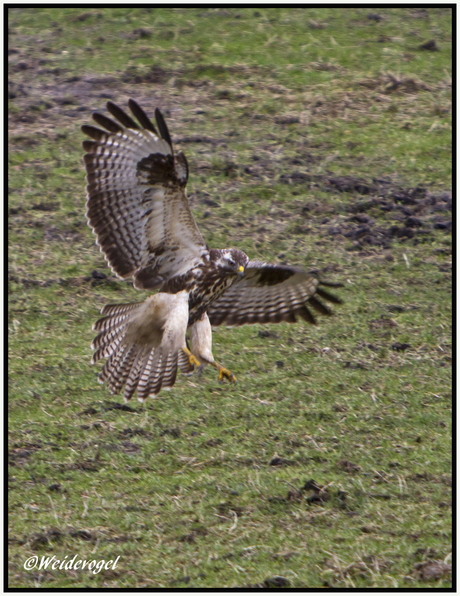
[8,7,451,588]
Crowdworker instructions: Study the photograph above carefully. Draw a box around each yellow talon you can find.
[182,347,201,369]
[216,365,237,384]
[182,349,236,384]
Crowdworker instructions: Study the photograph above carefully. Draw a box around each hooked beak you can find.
[238,265,245,278]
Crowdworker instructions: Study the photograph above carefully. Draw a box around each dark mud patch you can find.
[41,225,84,243]
[357,73,433,94]
[9,442,43,467]
[414,560,452,581]
[292,176,451,250]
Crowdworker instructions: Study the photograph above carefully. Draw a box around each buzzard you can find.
[82,99,343,402]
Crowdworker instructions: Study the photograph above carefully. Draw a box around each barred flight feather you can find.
[160,351,178,391]
[149,351,164,396]
[82,99,207,289]
[106,101,140,130]
[92,313,131,333]
[178,349,195,376]
[107,346,137,394]
[128,99,159,133]
[91,325,125,352]
[101,302,144,316]
[123,350,149,402]
[137,350,156,401]
[92,335,124,365]
[99,344,128,383]
[207,262,341,327]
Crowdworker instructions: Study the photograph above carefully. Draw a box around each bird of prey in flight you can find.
[82,99,342,402]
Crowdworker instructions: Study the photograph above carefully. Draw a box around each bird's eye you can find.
[228,259,236,267]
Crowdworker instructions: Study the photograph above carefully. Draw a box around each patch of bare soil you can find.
[293,176,451,250]
[413,560,452,581]
[240,576,291,589]
[9,442,42,467]
[14,525,141,551]
[8,47,267,133]
[357,73,433,94]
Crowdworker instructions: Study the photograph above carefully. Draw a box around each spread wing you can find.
[82,99,207,290]
[207,261,343,327]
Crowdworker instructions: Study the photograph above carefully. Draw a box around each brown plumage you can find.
[82,99,343,401]
[207,262,342,327]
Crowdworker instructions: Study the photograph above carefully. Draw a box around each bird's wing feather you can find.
[207,261,343,327]
[83,99,206,289]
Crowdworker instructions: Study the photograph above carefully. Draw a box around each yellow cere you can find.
[238,266,244,273]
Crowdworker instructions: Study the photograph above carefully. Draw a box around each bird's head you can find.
[212,248,249,277]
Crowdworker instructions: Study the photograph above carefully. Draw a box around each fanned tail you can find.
[90,294,189,401]
[135,349,179,402]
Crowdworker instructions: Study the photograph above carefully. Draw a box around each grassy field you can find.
[8,7,452,589]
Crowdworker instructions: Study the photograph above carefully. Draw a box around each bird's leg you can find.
[211,361,237,384]
[182,346,201,369]
[189,314,236,384]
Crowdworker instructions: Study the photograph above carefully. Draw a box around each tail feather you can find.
[137,349,156,401]
[149,351,165,396]
[91,294,189,400]
[91,307,133,366]
[93,312,132,333]
[98,342,128,382]
[160,351,178,391]
[91,325,125,355]
[123,349,150,402]
[178,347,195,376]
[101,302,144,316]
[134,350,179,401]
[92,333,124,364]
[107,345,137,394]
